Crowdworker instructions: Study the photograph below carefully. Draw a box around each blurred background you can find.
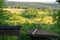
[0,0,60,40]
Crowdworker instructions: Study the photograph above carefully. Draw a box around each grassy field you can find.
[0,8,60,40]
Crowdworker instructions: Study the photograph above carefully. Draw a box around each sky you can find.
[7,0,56,3]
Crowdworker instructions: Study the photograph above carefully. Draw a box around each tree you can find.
[56,10,60,35]
[0,0,5,16]
[57,10,60,27]
[0,0,5,8]
[21,8,40,18]
[0,0,5,19]
[0,0,6,26]
[53,10,60,35]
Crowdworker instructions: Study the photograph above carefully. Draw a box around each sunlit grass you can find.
[5,10,53,25]
[1,8,59,40]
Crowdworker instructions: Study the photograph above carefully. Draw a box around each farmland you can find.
[0,7,59,40]
[0,1,60,40]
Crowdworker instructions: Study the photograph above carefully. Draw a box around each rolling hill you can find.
[5,1,60,9]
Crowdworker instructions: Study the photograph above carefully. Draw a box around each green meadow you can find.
[0,0,60,40]
[0,7,60,40]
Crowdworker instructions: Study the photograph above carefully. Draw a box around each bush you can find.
[21,8,41,18]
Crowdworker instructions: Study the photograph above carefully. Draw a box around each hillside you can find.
[5,1,60,9]
[0,1,60,40]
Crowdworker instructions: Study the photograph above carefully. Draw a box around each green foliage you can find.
[21,8,41,18]
[56,10,60,34]
[0,7,60,40]
[0,0,5,8]
[0,0,5,19]
[1,0,60,40]
[57,10,60,22]
[52,9,60,35]
[21,8,51,19]
[0,0,6,26]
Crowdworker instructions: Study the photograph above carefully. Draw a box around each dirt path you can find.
[3,8,25,13]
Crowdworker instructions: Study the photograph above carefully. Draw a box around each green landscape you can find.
[0,0,60,40]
